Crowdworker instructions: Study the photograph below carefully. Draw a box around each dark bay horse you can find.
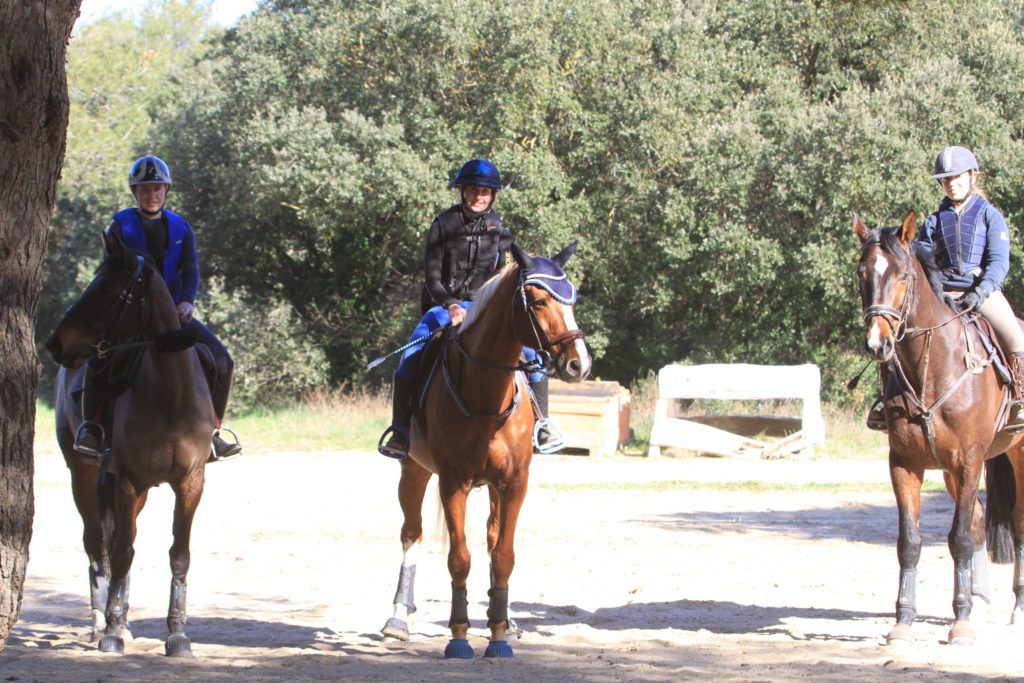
[380,242,591,658]
[44,230,215,657]
[854,211,1024,645]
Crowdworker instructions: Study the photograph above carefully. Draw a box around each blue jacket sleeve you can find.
[915,212,937,257]
[180,224,200,304]
[980,205,1011,294]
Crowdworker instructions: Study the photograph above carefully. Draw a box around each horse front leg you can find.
[484,473,529,659]
[164,470,204,658]
[440,476,474,659]
[66,454,109,641]
[486,485,521,642]
[946,459,985,645]
[99,479,147,654]
[382,459,432,641]
[887,455,923,645]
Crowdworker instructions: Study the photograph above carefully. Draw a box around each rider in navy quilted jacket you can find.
[73,156,243,461]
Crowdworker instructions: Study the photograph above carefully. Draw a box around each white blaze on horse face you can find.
[562,305,592,375]
[866,318,886,353]
[873,250,889,280]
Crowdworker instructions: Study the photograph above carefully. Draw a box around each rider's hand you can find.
[177,301,195,323]
[448,304,466,326]
[962,286,989,311]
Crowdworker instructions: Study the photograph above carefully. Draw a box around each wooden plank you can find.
[649,418,770,459]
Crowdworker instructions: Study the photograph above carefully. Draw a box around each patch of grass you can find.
[229,386,389,453]
[537,479,948,494]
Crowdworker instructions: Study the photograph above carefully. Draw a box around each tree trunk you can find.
[0,0,81,652]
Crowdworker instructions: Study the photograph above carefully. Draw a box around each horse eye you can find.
[897,271,910,282]
[530,299,547,309]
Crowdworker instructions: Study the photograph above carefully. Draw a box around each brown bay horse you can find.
[44,230,215,657]
[380,242,591,658]
[854,211,1024,645]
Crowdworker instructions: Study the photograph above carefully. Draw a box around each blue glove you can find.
[962,286,990,311]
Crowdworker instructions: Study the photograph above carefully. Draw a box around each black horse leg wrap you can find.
[392,564,417,614]
[487,586,509,626]
[448,583,469,628]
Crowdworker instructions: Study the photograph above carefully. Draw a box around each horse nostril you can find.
[45,335,61,358]
[567,358,581,375]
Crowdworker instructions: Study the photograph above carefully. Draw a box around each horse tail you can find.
[984,453,1016,564]
[97,469,118,576]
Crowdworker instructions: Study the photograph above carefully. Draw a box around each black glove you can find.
[962,285,990,311]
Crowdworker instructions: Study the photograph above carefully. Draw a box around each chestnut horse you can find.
[854,211,1024,645]
[44,230,214,657]
[380,242,591,658]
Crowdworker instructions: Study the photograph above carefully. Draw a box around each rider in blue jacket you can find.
[377,159,563,459]
[74,155,242,460]
[868,146,1024,433]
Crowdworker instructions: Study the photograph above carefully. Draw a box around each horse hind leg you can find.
[381,460,432,641]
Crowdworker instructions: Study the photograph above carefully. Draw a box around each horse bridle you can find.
[64,255,148,359]
[515,272,585,374]
[860,242,916,342]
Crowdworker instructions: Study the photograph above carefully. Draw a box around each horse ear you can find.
[852,212,872,244]
[899,210,917,243]
[551,241,578,267]
[511,242,535,270]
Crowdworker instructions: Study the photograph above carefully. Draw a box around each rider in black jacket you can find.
[378,159,562,458]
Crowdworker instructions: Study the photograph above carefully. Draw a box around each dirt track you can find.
[3,445,1024,681]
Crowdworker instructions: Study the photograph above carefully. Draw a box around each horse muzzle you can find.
[44,330,92,369]
[553,336,592,383]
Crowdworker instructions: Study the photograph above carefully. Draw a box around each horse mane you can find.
[876,225,946,304]
[461,263,518,332]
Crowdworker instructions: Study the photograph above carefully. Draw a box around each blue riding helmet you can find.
[932,146,979,179]
[129,155,172,186]
[450,158,503,190]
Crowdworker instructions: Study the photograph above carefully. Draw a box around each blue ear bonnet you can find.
[521,257,578,305]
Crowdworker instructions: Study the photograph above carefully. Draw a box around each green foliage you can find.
[46,0,1024,408]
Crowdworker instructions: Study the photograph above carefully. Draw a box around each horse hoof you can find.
[98,634,125,654]
[165,633,193,657]
[948,621,976,646]
[885,623,914,645]
[484,640,514,658]
[444,638,474,659]
[381,618,410,641]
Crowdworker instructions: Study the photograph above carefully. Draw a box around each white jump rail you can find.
[647,363,825,459]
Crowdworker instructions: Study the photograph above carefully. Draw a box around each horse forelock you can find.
[460,263,518,331]
[869,226,945,302]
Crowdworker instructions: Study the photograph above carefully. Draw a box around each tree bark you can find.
[0,0,81,652]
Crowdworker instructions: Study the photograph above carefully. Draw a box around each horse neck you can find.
[457,273,524,392]
[897,259,968,387]
[140,272,204,399]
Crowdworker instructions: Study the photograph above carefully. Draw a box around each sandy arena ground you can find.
[3,441,1024,682]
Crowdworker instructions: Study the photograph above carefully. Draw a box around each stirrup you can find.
[533,418,566,454]
[1004,402,1024,435]
[865,398,887,432]
[209,427,242,462]
[73,421,105,458]
[378,424,409,460]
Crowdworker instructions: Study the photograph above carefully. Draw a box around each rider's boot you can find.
[74,365,104,457]
[210,365,242,461]
[1005,352,1024,434]
[378,377,413,459]
[530,376,566,453]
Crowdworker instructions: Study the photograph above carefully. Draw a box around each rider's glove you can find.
[962,285,990,311]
